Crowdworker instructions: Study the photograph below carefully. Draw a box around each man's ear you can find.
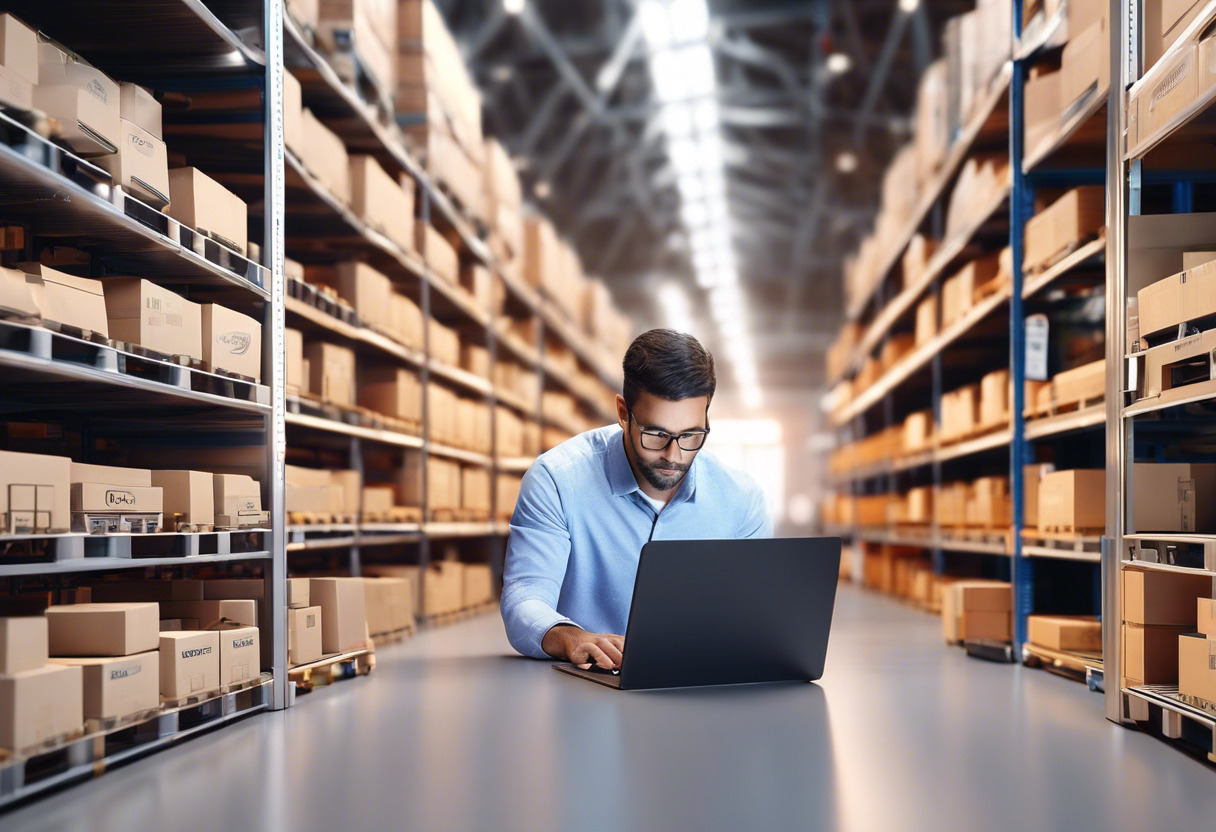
[616,394,629,428]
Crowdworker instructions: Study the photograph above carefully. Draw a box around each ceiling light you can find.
[661,103,694,137]
[898,0,920,12]
[503,0,525,15]
[692,99,720,132]
[826,53,852,75]
[835,152,858,174]
[639,1,673,50]
[652,45,715,102]
[670,0,710,43]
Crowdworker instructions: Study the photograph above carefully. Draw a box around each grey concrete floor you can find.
[6,582,1216,831]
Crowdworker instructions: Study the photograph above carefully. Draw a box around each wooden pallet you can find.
[1023,642,1102,683]
[160,675,263,710]
[421,600,498,628]
[288,511,358,526]
[83,706,161,735]
[288,647,375,693]
[1039,523,1104,536]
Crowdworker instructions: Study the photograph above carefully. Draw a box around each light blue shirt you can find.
[501,424,773,659]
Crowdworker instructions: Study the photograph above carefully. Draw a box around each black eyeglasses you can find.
[629,411,710,452]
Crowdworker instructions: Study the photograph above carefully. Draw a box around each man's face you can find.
[617,391,710,492]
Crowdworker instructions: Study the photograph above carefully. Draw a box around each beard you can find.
[638,459,689,491]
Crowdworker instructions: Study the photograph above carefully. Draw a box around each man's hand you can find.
[542,625,625,669]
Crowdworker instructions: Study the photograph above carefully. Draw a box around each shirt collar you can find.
[606,427,699,503]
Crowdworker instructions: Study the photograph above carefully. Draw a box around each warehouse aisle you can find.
[6,584,1216,831]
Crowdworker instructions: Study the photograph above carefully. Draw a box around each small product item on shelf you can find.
[69,463,164,535]
[150,470,215,532]
[103,278,203,362]
[213,474,269,529]
[33,33,119,156]
[166,167,249,256]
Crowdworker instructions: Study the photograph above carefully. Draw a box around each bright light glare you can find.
[835,151,858,173]
[503,0,525,14]
[639,1,672,49]
[679,172,707,201]
[742,385,764,410]
[670,0,710,42]
[662,103,694,136]
[658,282,694,332]
[692,98,720,132]
[681,201,710,228]
[898,0,920,11]
[652,45,715,102]
[826,52,852,75]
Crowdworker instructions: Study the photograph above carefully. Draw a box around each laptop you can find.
[553,537,841,690]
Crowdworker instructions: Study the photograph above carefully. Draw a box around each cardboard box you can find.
[51,651,158,721]
[421,561,464,616]
[285,466,342,515]
[288,578,310,609]
[283,69,304,159]
[70,463,149,488]
[362,485,396,514]
[461,466,491,513]
[0,60,31,110]
[95,119,169,207]
[1123,622,1190,685]
[150,470,215,529]
[0,450,71,534]
[34,37,119,156]
[462,564,493,608]
[21,265,108,336]
[201,304,261,381]
[310,577,367,653]
[289,606,322,666]
[0,663,82,751]
[1024,65,1062,155]
[363,577,413,637]
[942,580,1013,643]
[1179,633,1216,704]
[0,265,38,319]
[1133,463,1216,533]
[390,291,424,349]
[1023,463,1054,529]
[304,341,355,406]
[358,365,422,421]
[1123,568,1213,626]
[0,616,47,674]
[462,343,491,377]
[102,278,202,360]
[1052,359,1105,408]
[71,482,163,515]
[1200,597,1216,637]
[307,261,393,333]
[117,82,161,138]
[213,474,264,526]
[417,223,458,284]
[1024,186,1105,273]
[0,14,38,84]
[46,602,159,657]
[429,320,461,367]
[1027,615,1102,652]
[158,631,219,698]
[286,327,304,394]
[1137,257,1216,339]
[966,477,1011,528]
[914,295,937,346]
[1061,15,1110,115]
[1136,42,1199,146]
[300,109,350,204]
[1144,0,1207,72]
[942,256,999,327]
[160,599,256,630]
[166,168,249,256]
[350,155,414,252]
[979,368,1010,428]
[213,625,258,686]
[1038,469,1105,532]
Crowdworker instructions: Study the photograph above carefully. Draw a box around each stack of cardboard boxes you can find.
[288,579,322,668]
[942,580,1012,644]
[0,615,82,752]
[1123,569,1212,687]
[316,0,397,104]
[1127,0,1215,150]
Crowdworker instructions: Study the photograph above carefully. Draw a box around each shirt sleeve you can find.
[738,478,773,539]
[500,462,581,659]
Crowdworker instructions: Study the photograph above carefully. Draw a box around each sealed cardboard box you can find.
[462,343,491,378]
[283,69,304,158]
[119,82,161,138]
[95,118,169,207]
[213,474,264,526]
[363,577,412,637]
[1179,632,1216,704]
[286,327,304,394]
[1132,463,1216,533]
[1123,568,1213,626]
[979,368,1010,428]
[21,265,108,336]
[289,606,322,666]
[103,278,203,360]
[429,320,461,367]
[0,450,71,534]
[461,466,491,514]
[288,578,311,609]
[286,465,343,515]
[358,365,422,422]
[1023,463,1053,529]
[308,261,393,332]
[0,616,47,674]
[462,564,493,608]
[46,602,159,657]
[1052,359,1105,408]
[310,577,367,653]
[51,651,158,721]
[1060,16,1110,113]
[166,167,249,256]
[1024,186,1105,273]
[390,291,424,348]
[212,625,258,686]
[0,14,38,85]
[417,223,459,284]
[1136,43,1199,145]
[201,304,261,381]
[71,481,163,515]
[300,109,350,204]
[1024,65,1061,154]
[960,610,1011,641]
[0,663,82,751]
[941,256,998,327]
[160,599,256,630]
[1199,597,1216,637]
[1144,0,1207,72]
[1137,258,1216,339]
[1038,469,1105,532]
[422,561,464,616]
[914,295,937,346]
[942,580,1012,643]
[1123,622,1189,685]
[304,341,355,406]
[159,630,219,698]
[1027,615,1102,652]
[0,265,38,319]
[33,37,119,156]
[350,155,413,252]
[70,463,149,488]
[150,470,214,529]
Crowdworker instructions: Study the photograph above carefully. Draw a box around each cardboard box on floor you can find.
[1038,469,1104,532]
[304,341,355,406]
[51,651,158,721]
[0,449,71,534]
[289,606,322,666]
[1132,463,1216,533]
[1027,615,1102,652]
[0,616,47,674]
[159,630,219,698]
[1123,568,1213,627]
[0,663,82,751]
[45,602,160,657]
[201,304,262,381]
[20,265,108,336]
[103,278,203,361]
[942,580,1012,643]
[310,577,367,653]
[166,168,249,256]
[150,470,215,529]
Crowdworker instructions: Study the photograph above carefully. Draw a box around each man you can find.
[501,328,772,670]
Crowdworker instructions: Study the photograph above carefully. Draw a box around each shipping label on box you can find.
[159,631,219,698]
[72,482,163,513]
[213,625,258,686]
[103,278,203,360]
[201,304,262,381]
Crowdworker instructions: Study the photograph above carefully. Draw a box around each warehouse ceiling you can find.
[438,0,973,402]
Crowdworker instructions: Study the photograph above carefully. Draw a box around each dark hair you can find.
[622,329,716,409]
